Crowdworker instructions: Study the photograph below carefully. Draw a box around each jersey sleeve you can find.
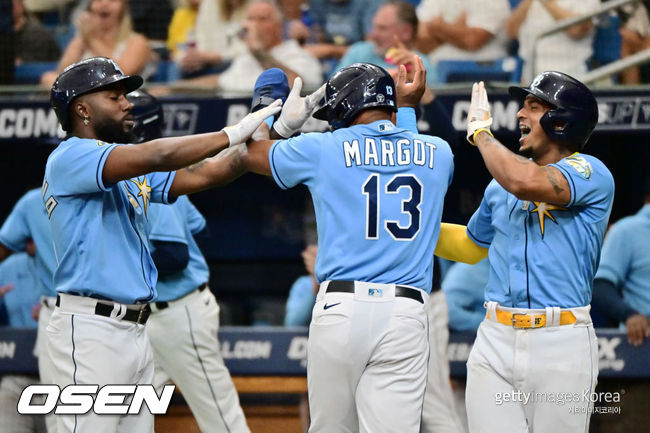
[145,171,177,204]
[594,221,631,286]
[148,203,187,245]
[269,133,322,189]
[0,194,31,252]
[467,194,494,248]
[184,198,207,235]
[549,154,614,218]
[50,139,120,195]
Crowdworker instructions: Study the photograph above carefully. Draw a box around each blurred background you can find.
[0,0,649,432]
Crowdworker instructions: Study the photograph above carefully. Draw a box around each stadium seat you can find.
[14,62,57,84]
[436,57,523,84]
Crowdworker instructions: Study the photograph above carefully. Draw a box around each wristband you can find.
[472,128,493,145]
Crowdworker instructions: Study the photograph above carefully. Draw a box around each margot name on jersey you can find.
[343,137,436,169]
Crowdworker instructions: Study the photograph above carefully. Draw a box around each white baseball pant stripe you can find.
[147,288,250,433]
[421,290,466,433]
[466,302,598,433]
[35,297,57,433]
[47,295,154,433]
[307,281,429,433]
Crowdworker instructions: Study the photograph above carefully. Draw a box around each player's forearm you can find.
[147,132,232,172]
[473,131,566,202]
[169,145,248,197]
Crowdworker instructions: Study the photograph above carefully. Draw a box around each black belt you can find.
[154,282,208,310]
[327,280,424,304]
[55,295,150,325]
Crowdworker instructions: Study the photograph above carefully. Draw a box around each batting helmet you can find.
[127,90,164,143]
[509,71,598,149]
[313,63,397,130]
[51,57,143,131]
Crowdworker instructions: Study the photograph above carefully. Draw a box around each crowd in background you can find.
[4,0,650,90]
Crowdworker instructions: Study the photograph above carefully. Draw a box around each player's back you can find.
[271,120,453,293]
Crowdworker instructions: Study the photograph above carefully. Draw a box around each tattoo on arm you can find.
[542,166,565,195]
[186,160,207,172]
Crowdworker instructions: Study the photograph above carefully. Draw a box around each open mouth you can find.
[519,124,531,143]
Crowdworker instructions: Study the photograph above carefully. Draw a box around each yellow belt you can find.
[487,309,576,328]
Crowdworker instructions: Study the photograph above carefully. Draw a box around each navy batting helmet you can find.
[127,90,164,143]
[313,63,397,130]
[51,57,143,131]
[509,71,598,149]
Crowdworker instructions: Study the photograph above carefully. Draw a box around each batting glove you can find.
[223,99,283,146]
[273,78,326,138]
[466,81,494,145]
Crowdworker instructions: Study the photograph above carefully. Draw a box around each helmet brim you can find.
[312,104,328,121]
[508,86,532,102]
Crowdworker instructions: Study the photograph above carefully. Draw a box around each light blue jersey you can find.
[147,196,210,302]
[595,204,650,316]
[284,275,317,326]
[42,137,176,304]
[0,188,56,297]
[467,153,614,308]
[0,253,41,328]
[270,120,454,293]
[442,259,489,332]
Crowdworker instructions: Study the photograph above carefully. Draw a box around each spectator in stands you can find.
[506,0,600,83]
[0,241,45,433]
[336,1,437,88]
[129,0,173,42]
[284,244,318,326]
[13,0,60,64]
[288,0,384,61]
[442,258,489,332]
[168,0,248,77]
[40,0,153,86]
[619,1,650,84]
[593,180,650,347]
[179,0,322,94]
[415,0,511,73]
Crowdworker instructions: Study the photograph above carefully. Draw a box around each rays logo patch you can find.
[565,155,592,179]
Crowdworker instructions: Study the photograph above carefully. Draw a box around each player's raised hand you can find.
[273,77,326,138]
[223,99,283,146]
[466,81,493,145]
[396,55,426,108]
[0,283,14,297]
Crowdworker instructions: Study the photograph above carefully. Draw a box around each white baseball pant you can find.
[0,375,46,433]
[147,287,250,433]
[465,302,598,433]
[47,294,154,433]
[421,290,466,433]
[34,297,57,433]
[307,280,429,433]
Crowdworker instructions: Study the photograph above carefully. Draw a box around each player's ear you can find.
[72,99,91,124]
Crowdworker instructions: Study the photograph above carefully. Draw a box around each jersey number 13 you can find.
[362,174,422,241]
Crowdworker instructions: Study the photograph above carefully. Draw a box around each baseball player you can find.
[43,57,280,433]
[435,72,614,432]
[127,90,250,433]
[0,246,45,433]
[224,57,454,432]
[0,190,58,433]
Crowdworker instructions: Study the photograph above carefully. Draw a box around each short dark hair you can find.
[389,1,418,36]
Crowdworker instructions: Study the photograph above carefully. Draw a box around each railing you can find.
[531,0,640,82]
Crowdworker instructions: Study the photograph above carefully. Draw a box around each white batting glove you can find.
[223,99,282,146]
[466,81,493,145]
[273,78,326,138]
